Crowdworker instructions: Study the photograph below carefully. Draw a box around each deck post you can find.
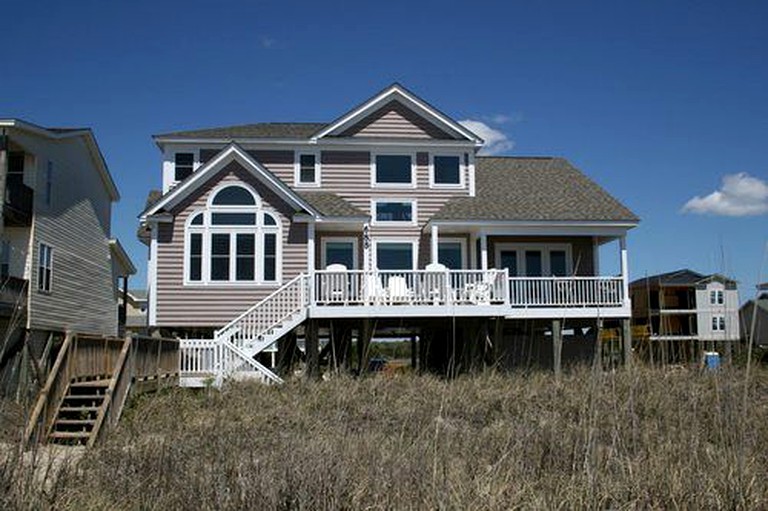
[410,335,417,370]
[595,319,603,369]
[480,231,488,271]
[358,319,373,375]
[552,319,562,377]
[305,320,320,380]
[430,224,439,265]
[493,317,504,369]
[622,318,632,367]
[619,236,630,307]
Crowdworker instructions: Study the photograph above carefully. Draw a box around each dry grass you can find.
[3,365,768,510]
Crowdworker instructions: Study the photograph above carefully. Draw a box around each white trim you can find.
[372,238,419,270]
[321,236,359,270]
[142,143,319,222]
[428,220,637,238]
[480,233,488,271]
[370,150,417,189]
[148,224,158,326]
[37,242,53,294]
[311,84,483,143]
[429,152,466,189]
[430,224,439,264]
[494,242,573,277]
[370,198,417,227]
[294,150,321,188]
[437,237,468,269]
[154,137,478,150]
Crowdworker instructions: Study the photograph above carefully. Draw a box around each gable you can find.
[338,100,453,139]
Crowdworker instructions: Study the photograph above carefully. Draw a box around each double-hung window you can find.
[186,185,281,285]
[296,153,320,186]
[712,315,726,331]
[38,243,53,292]
[174,153,194,181]
[373,154,414,187]
[710,290,724,305]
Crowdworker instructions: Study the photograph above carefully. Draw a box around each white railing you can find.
[507,276,624,307]
[179,339,218,376]
[313,269,509,307]
[215,274,310,353]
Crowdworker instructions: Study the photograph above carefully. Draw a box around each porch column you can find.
[592,236,600,275]
[619,235,630,306]
[430,224,439,265]
[148,222,159,327]
[480,231,488,271]
[307,221,315,273]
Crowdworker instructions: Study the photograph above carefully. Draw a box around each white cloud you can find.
[260,36,276,49]
[459,119,514,155]
[682,172,768,217]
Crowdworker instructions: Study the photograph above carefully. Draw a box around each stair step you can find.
[49,431,91,440]
[59,406,100,413]
[70,379,111,388]
[54,419,96,426]
[64,394,105,400]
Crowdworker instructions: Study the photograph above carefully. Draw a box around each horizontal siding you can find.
[340,101,453,139]
[488,236,596,276]
[155,162,308,328]
[10,130,119,336]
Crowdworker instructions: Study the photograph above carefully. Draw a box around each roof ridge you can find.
[476,155,555,160]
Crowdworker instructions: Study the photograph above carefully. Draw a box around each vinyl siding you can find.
[9,130,119,336]
[339,101,453,139]
[154,161,308,328]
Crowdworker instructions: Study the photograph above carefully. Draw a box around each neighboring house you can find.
[139,84,638,385]
[0,119,135,355]
[630,269,740,363]
[118,289,148,335]
[740,283,768,349]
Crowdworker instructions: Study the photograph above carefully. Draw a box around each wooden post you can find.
[358,319,373,375]
[622,318,632,367]
[595,319,603,370]
[552,319,562,377]
[493,317,504,369]
[305,320,319,380]
[410,335,417,370]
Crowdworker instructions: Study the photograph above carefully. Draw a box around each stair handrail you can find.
[23,332,74,446]
[220,338,283,384]
[87,336,133,447]
[215,273,309,339]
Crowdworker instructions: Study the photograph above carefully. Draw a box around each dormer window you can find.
[296,153,320,186]
[175,153,194,181]
[372,154,414,187]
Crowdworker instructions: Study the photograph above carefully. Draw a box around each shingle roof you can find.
[297,191,366,218]
[433,157,639,222]
[629,269,737,287]
[155,123,327,140]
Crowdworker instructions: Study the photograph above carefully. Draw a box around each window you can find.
[438,241,465,270]
[323,238,357,269]
[374,154,413,186]
[174,153,194,181]
[710,290,724,305]
[712,316,726,331]
[296,153,319,186]
[38,243,53,292]
[375,241,416,270]
[372,200,415,224]
[185,185,281,285]
[495,244,572,277]
[432,155,461,186]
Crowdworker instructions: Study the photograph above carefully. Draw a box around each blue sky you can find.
[1,0,767,299]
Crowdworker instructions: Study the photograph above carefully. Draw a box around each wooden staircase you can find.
[24,334,180,447]
[47,377,110,445]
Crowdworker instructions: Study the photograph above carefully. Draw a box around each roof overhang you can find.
[0,119,120,201]
[310,84,484,145]
[427,219,639,237]
[110,239,136,277]
[140,143,321,222]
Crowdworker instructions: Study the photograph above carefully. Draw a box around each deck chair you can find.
[363,273,386,305]
[324,263,348,304]
[386,275,412,304]
[424,263,449,305]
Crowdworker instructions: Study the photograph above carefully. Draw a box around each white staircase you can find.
[180,274,310,386]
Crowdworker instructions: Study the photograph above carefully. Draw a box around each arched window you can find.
[185,185,281,285]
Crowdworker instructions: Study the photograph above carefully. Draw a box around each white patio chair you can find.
[424,263,449,305]
[363,273,387,305]
[386,275,412,304]
[324,263,348,304]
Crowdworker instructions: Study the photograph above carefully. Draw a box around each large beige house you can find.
[140,84,638,384]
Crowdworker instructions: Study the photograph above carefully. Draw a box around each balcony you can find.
[311,270,629,319]
[0,276,28,317]
[3,181,34,226]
